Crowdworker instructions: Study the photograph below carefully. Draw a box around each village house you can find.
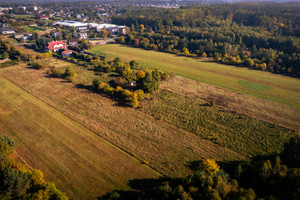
[14,32,26,39]
[68,38,79,47]
[14,32,32,40]
[21,34,33,41]
[128,81,137,87]
[38,15,49,20]
[45,41,67,52]
[61,50,75,57]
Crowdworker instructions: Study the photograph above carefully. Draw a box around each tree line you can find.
[112,3,300,77]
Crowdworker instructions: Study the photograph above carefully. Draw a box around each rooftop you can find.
[55,20,88,27]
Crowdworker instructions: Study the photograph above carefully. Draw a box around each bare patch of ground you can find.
[0,58,9,64]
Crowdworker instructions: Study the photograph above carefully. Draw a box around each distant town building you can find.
[76,31,87,39]
[14,32,32,40]
[0,27,15,34]
[54,20,88,31]
[55,20,126,34]
[51,31,61,38]
[38,15,49,20]
[17,6,26,10]
[46,41,67,52]
[0,7,12,11]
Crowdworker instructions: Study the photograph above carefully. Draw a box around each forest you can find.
[112,3,300,77]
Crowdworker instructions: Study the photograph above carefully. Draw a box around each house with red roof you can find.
[46,41,67,52]
[38,15,49,20]
[62,50,75,57]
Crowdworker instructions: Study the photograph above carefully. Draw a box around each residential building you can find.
[46,41,67,52]
[62,50,75,57]
[21,34,33,41]
[14,32,32,40]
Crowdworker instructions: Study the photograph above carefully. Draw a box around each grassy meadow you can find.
[20,26,49,33]
[91,44,300,107]
[14,14,34,19]
[141,90,296,156]
[0,63,246,178]
[0,76,160,199]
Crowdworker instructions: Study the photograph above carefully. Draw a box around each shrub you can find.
[47,66,62,78]
[98,82,109,90]
[126,92,139,107]
[136,89,145,101]
[64,66,76,78]
[103,85,115,95]
[3,52,8,59]
[92,78,102,88]
[32,61,49,70]
[114,77,125,86]
[244,58,255,67]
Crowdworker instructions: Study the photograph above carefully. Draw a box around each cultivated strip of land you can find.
[91,44,300,107]
[0,64,246,178]
[0,76,160,199]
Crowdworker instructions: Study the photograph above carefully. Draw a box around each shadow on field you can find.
[97,177,176,200]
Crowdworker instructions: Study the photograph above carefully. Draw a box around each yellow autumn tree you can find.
[136,70,146,79]
[199,159,220,175]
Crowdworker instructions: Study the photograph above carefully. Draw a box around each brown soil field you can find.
[160,76,300,131]
[0,76,160,199]
[0,64,246,177]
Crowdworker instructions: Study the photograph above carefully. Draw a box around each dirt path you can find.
[0,58,9,64]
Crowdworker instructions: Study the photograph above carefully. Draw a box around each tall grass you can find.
[141,90,296,156]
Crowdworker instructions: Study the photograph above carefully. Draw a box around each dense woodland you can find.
[0,134,68,199]
[112,3,300,77]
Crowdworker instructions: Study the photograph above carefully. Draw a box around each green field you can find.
[14,14,34,19]
[20,26,49,32]
[91,44,300,107]
[0,77,159,199]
